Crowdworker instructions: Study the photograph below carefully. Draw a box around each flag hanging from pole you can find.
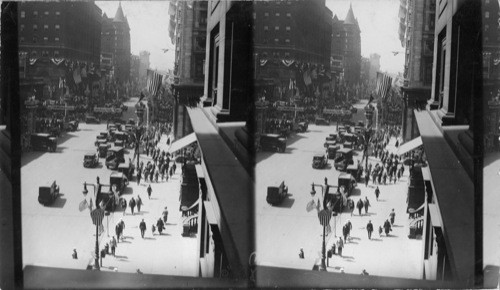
[98,224,105,236]
[146,69,163,98]
[375,72,393,100]
[78,199,88,212]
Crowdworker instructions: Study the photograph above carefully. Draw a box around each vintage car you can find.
[95,136,107,147]
[85,115,100,124]
[98,144,109,158]
[38,180,59,206]
[109,172,129,195]
[65,120,79,132]
[338,173,357,196]
[96,185,117,212]
[323,185,346,213]
[266,181,288,206]
[260,134,286,153]
[83,152,99,168]
[327,144,341,159]
[334,148,354,171]
[31,133,57,152]
[346,164,362,181]
[312,154,328,169]
[118,162,134,180]
[105,146,125,170]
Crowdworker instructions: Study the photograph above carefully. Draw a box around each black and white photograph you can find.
[0,0,499,288]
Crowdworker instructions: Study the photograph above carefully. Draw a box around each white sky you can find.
[96,0,404,74]
[325,0,405,74]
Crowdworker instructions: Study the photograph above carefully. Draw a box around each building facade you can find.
[138,50,150,88]
[130,54,140,86]
[169,0,208,139]
[100,2,130,84]
[18,1,102,99]
[331,4,361,86]
[399,0,436,142]
[368,53,380,82]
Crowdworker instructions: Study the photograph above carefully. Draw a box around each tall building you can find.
[399,0,436,142]
[169,0,208,139]
[398,0,481,285]
[138,50,150,87]
[368,53,380,82]
[100,2,130,84]
[360,57,370,84]
[331,4,361,85]
[130,54,140,84]
[18,2,102,99]
[253,0,332,96]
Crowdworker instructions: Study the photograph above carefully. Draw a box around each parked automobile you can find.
[31,133,57,152]
[118,162,134,180]
[338,173,357,196]
[294,121,308,132]
[38,180,59,205]
[334,148,354,171]
[324,140,337,148]
[83,152,99,168]
[65,120,79,132]
[346,164,362,181]
[98,144,109,158]
[260,134,286,152]
[85,115,100,124]
[95,136,107,147]
[105,146,125,170]
[96,185,117,212]
[266,181,288,205]
[312,154,328,169]
[327,144,341,159]
[109,172,129,195]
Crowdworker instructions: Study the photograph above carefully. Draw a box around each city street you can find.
[255,106,423,279]
[21,97,198,276]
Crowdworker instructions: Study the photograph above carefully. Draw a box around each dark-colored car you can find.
[338,173,357,196]
[266,181,288,205]
[105,146,125,169]
[98,144,109,158]
[95,136,107,147]
[31,133,57,152]
[96,185,117,212]
[324,185,345,213]
[315,117,329,126]
[65,120,79,132]
[118,162,134,180]
[334,148,354,171]
[324,140,337,148]
[327,145,341,159]
[83,152,99,168]
[38,181,59,205]
[85,115,100,124]
[312,154,327,169]
[346,164,362,181]
[260,134,286,152]
[109,172,129,195]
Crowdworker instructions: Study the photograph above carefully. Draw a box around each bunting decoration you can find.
[282,59,295,67]
[50,57,65,66]
[29,58,38,66]
[260,59,268,66]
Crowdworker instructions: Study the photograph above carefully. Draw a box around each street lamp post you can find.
[311,183,327,271]
[83,182,100,270]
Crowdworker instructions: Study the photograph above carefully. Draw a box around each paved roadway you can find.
[255,101,423,279]
[21,97,198,276]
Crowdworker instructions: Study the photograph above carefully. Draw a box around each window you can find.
[33,36,37,43]
[486,0,490,3]
[264,26,269,31]
[44,11,49,15]
[31,51,37,58]
[274,38,279,43]
[264,12,269,17]
[55,37,59,42]
[275,12,280,17]
[54,51,60,57]
[286,13,291,18]
[21,11,25,18]
[33,11,38,16]
[33,24,38,31]
[43,37,48,42]
[20,24,24,32]
[486,11,490,18]
[55,24,60,30]
[44,24,48,30]
[253,12,256,19]
[284,52,290,57]
[286,26,290,31]
[42,51,49,57]
[20,37,25,43]
[275,26,279,31]
[55,11,60,16]
[485,25,489,31]
[285,39,290,43]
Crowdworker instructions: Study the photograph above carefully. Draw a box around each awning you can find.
[203,201,218,225]
[168,132,197,153]
[428,203,442,228]
[397,136,423,156]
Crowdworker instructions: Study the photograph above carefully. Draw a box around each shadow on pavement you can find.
[122,187,134,195]
[21,151,46,167]
[362,212,377,216]
[143,237,156,240]
[135,211,149,215]
[370,238,383,242]
[165,223,177,226]
[114,255,128,259]
[274,197,295,208]
[350,188,361,196]
[377,199,387,202]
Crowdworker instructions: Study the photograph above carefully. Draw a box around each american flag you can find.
[318,209,332,227]
[375,72,393,100]
[146,69,164,98]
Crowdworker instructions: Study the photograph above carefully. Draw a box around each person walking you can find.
[383,219,392,236]
[121,198,127,216]
[139,219,147,238]
[118,218,125,241]
[136,195,142,213]
[115,223,122,243]
[356,198,364,216]
[364,197,370,214]
[136,169,142,185]
[389,209,396,225]
[299,248,304,259]
[156,218,165,235]
[375,186,380,201]
[378,225,383,237]
[147,185,152,199]
[162,207,169,224]
[336,237,344,257]
[110,236,117,256]
[366,220,374,240]
[347,198,355,217]
[364,169,369,187]
[129,197,136,215]
[342,222,349,243]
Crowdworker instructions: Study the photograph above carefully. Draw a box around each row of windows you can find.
[20,10,60,18]
[253,12,292,19]
[261,51,291,58]
[260,38,291,44]
[263,26,291,31]
[20,36,60,43]
[29,50,60,58]
[21,24,60,31]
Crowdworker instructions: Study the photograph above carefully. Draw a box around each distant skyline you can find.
[96,1,175,72]
[326,0,404,74]
[96,1,404,75]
